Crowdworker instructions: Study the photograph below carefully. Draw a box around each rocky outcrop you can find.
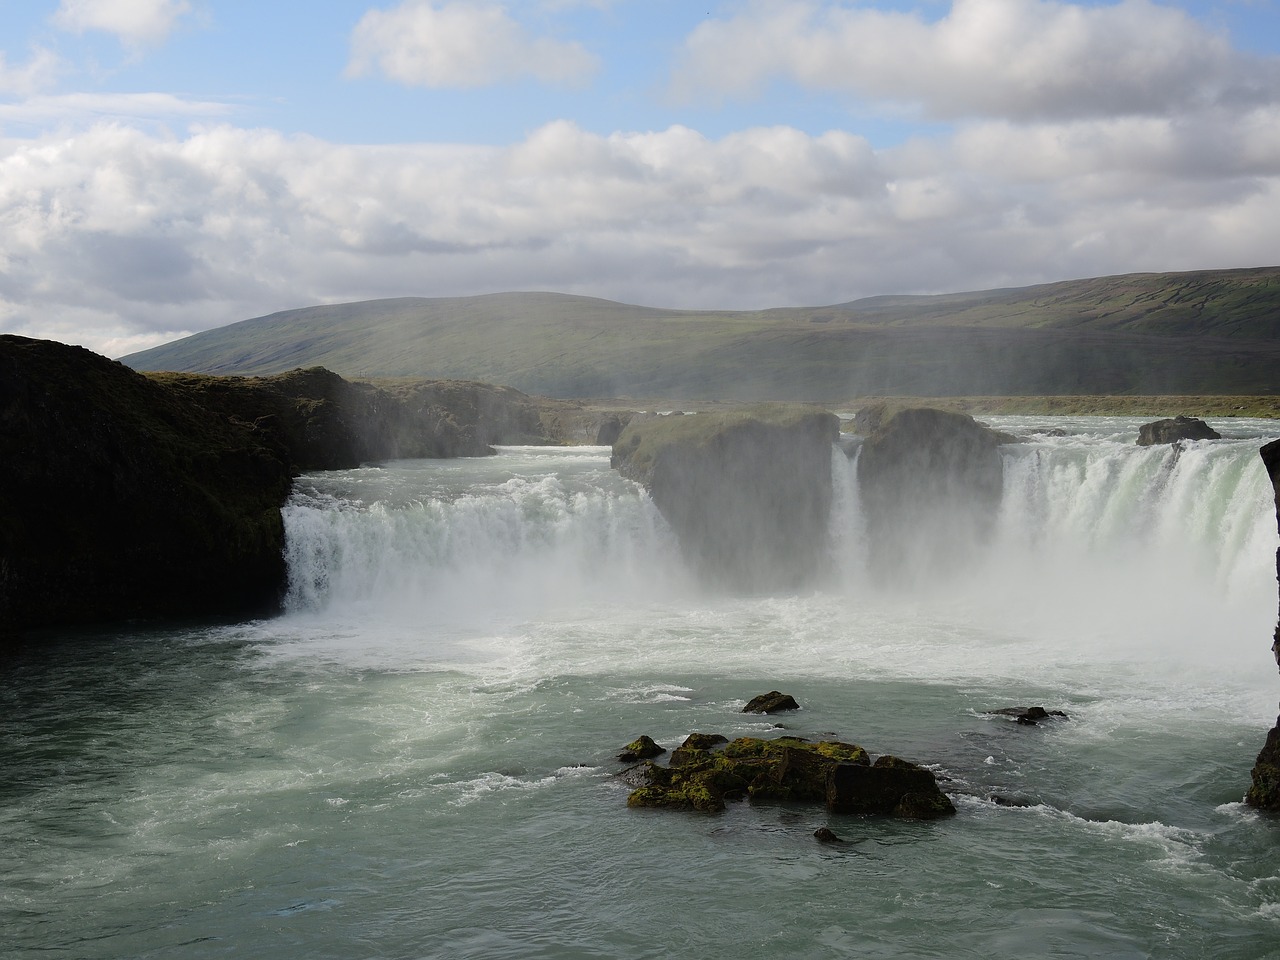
[611,406,840,592]
[854,404,1009,576]
[742,691,800,714]
[1136,416,1221,446]
[591,412,633,446]
[622,733,954,819]
[1,336,598,634]
[0,336,294,632]
[617,736,666,762]
[1247,439,1280,810]
[159,370,591,467]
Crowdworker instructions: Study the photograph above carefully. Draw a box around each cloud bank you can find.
[2,110,1276,357]
[673,0,1278,121]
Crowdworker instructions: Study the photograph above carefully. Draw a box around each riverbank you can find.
[574,395,1280,419]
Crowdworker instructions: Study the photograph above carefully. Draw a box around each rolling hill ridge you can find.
[122,267,1280,400]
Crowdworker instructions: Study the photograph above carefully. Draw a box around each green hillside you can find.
[122,267,1280,400]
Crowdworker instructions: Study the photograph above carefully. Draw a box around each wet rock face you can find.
[985,706,1070,726]
[854,405,1008,577]
[611,406,840,592]
[1136,416,1222,446]
[1247,438,1280,810]
[1248,724,1280,811]
[742,691,800,714]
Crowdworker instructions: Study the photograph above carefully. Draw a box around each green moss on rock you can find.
[623,733,950,820]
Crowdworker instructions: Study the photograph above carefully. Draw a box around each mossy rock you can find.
[618,735,666,762]
[813,741,871,764]
[626,757,750,813]
[669,732,730,767]
[622,733,943,819]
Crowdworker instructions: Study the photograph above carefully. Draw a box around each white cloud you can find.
[0,47,62,96]
[0,92,235,128]
[672,0,1280,121]
[1,114,1277,357]
[346,0,599,89]
[54,0,193,46]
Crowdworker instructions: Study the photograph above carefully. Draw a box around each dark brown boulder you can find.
[743,691,800,714]
[594,413,632,446]
[1136,416,1221,446]
[985,706,1070,726]
[827,756,955,818]
[1247,723,1280,811]
[618,735,666,762]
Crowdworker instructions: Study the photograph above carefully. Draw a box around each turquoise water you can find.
[5,420,1280,959]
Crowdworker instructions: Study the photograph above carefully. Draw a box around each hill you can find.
[122,267,1280,400]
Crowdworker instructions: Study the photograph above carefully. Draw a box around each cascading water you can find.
[829,419,1277,682]
[6,418,1280,960]
[282,450,683,618]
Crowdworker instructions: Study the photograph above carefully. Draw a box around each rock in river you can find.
[622,734,954,819]
[1136,416,1221,446]
[611,405,840,592]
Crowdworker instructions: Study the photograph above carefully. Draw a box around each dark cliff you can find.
[0,336,293,632]
[1,336,603,634]
[611,406,840,592]
[1247,439,1280,809]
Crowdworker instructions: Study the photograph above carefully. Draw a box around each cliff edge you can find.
[0,336,293,632]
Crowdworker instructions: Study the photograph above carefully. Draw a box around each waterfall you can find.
[277,430,1278,666]
[280,450,685,625]
[826,425,1278,675]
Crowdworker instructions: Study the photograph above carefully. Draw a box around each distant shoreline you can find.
[573,395,1280,419]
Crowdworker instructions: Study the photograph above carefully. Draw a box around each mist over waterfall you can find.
[276,418,1277,684]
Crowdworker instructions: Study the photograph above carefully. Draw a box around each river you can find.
[4,416,1280,959]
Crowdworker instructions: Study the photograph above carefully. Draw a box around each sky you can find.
[1,0,1279,358]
